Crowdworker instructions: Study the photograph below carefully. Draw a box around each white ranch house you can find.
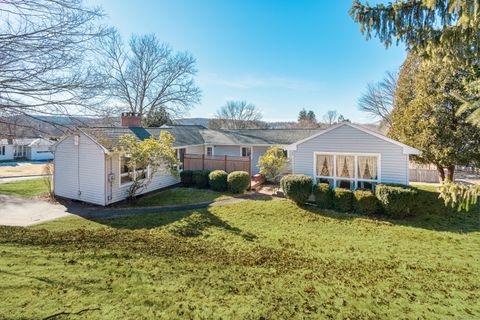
[53,114,420,206]
[0,137,54,161]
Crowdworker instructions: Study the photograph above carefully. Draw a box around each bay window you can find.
[315,153,380,190]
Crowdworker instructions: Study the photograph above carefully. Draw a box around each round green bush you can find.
[227,171,250,193]
[375,184,418,218]
[313,183,333,209]
[354,189,378,215]
[192,170,210,188]
[208,170,228,191]
[180,170,194,186]
[280,174,313,204]
[333,188,354,212]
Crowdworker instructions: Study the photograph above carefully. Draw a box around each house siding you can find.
[0,145,14,161]
[252,146,268,175]
[213,145,241,157]
[186,145,204,154]
[28,146,54,160]
[106,153,179,204]
[54,133,106,205]
[293,125,409,185]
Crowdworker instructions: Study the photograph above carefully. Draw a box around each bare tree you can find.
[322,110,339,126]
[210,101,263,129]
[0,0,108,131]
[358,71,397,128]
[99,31,201,122]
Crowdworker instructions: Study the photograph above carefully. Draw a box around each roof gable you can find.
[289,122,421,155]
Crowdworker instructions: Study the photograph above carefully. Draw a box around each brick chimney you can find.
[121,112,142,127]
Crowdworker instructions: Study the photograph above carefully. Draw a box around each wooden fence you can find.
[183,154,251,175]
[409,169,440,183]
[409,163,440,183]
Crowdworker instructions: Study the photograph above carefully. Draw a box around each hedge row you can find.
[280,174,421,218]
[180,169,250,194]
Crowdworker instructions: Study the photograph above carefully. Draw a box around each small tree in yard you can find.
[115,132,179,200]
[258,146,288,192]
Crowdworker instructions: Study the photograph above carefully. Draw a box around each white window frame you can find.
[313,152,381,189]
[206,146,214,156]
[240,146,252,157]
[0,146,4,156]
[119,155,150,187]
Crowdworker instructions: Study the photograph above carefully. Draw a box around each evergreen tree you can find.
[349,0,479,63]
[143,107,172,127]
[298,108,308,122]
[307,110,317,122]
[350,0,480,126]
[389,53,480,181]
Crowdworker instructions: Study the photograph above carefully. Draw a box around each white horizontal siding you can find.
[28,146,54,160]
[213,145,241,157]
[0,145,14,161]
[54,134,106,205]
[252,146,268,175]
[186,145,204,154]
[107,153,179,204]
[293,125,409,185]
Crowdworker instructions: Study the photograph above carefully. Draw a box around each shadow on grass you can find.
[299,188,480,233]
[93,206,257,241]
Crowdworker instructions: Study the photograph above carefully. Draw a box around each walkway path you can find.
[0,195,73,227]
[0,194,266,227]
[0,175,47,184]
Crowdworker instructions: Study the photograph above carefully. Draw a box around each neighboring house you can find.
[0,137,54,161]
[53,113,420,206]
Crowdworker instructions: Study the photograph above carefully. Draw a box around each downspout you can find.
[105,153,113,205]
[77,136,81,198]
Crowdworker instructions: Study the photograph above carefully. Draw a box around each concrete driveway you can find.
[0,195,73,227]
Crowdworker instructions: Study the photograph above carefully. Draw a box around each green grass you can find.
[1,187,479,319]
[132,187,233,207]
[0,178,49,198]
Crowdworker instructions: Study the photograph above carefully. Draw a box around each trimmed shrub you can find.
[192,170,210,188]
[313,183,333,209]
[375,184,418,218]
[227,171,250,193]
[333,188,354,212]
[280,174,313,204]
[180,170,194,187]
[209,170,228,191]
[354,189,378,215]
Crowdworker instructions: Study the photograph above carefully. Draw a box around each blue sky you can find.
[94,0,406,123]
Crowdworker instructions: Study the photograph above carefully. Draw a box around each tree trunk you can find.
[436,165,445,182]
[447,165,455,182]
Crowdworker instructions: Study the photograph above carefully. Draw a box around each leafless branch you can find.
[0,0,109,133]
[358,71,397,127]
[211,100,264,129]
[98,31,201,123]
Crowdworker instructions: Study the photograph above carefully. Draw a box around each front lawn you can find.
[0,178,49,198]
[1,189,479,318]
[132,187,233,207]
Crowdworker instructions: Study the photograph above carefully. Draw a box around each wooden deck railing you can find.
[183,154,251,175]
